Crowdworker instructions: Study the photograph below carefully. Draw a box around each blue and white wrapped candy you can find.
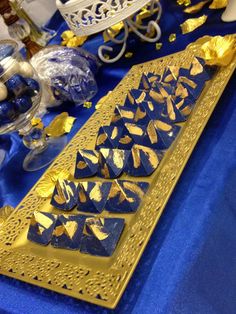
[30,46,100,107]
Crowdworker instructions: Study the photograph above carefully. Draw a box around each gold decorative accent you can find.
[61,30,88,47]
[201,35,236,66]
[184,0,210,13]
[209,0,228,9]
[0,206,14,227]
[181,15,207,34]
[0,39,235,309]
[45,112,76,137]
[155,42,163,50]
[169,33,177,42]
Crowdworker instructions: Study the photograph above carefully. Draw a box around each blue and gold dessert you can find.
[189,56,216,82]
[51,179,78,211]
[139,73,152,90]
[153,119,181,148]
[98,148,130,179]
[77,181,112,213]
[173,96,195,117]
[80,217,125,257]
[161,96,186,123]
[95,126,123,149]
[162,66,189,85]
[106,180,149,213]
[74,149,99,179]
[51,214,86,250]
[110,105,136,126]
[27,211,56,246]
[124,144,162,176]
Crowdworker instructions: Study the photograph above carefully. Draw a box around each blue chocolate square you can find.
[51,179,78,211]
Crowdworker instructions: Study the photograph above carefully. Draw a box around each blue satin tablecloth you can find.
[0,1,236,313]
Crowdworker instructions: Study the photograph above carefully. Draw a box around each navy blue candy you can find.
[0,100,17,125]
[0,44,14,62]
[25,78,40,92]
[6,74,28,97]
[13,95,32,113]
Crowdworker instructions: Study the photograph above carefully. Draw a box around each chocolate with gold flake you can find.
[106,180,149,213]
[174,96,195,117]
[161,96,186,123]
[139,73,152,90]
[124,144,162,177]
[51,214,86,250]
[27,211,56,246]
[178,76,205,100]
[162,66,190,85]
[153,119,181,148]
[98,148,130,179]
[77,181,112,213]
[80,217,125,257]
[74,149,99,179]
[96,126,123,149]
[189,56,216,82]
[110,105,136,126]
[51,179,78,211]
[146,72,162,86]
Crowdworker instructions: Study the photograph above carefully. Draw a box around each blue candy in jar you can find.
[13,95,32,113]
[0,100,18,125]
[25,77,40,93]
[0,44,14,62]
[5,74,28,97]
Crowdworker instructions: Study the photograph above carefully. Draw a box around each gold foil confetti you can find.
[125,52,133,58]
[180,15,207,34]
[209,0,228,9]
[95,91,112,110]
[61,30,88,47]
[45,112,76,137]
[184,0,210,13]
[169,33,177,42]
[177,0,191,6]
[36,168,70,198]
[31,117,44,129]
[156,42,163,50]
[201,35,236,66]
[103,22,124,42]
[83,101,92,109]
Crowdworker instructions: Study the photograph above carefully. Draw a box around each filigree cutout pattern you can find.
[0,43,235,308]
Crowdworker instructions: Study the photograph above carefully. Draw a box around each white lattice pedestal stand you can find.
[56,0,162,63]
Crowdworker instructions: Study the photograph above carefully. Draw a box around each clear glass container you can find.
[0,39,66,171]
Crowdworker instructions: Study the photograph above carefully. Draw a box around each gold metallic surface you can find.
[184,0,209,13]
[0,39,235,309]
[209,0,228,9]
[181,15,207,34]
[45,112,76,137]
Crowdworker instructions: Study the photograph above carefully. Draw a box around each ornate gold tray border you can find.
[0,40,235,309]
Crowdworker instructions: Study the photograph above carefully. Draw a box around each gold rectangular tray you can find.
[0,40,235,309]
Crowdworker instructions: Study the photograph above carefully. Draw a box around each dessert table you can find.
[0,1,236,313]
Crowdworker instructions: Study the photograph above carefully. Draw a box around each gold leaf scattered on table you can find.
[125,52,133,58]
[181,15,208,34]
[184,0,210,13]
[31,117,44,129]
[209,0,228,9]
[45,112,76,137]
[83,101,92,108]
[156,42,163,50]
[103,22,124,43]
[95,91,112,110]
[0,205,15,227]
[136,6,159,25]
[36,168,70,198]
[61,30,88,47]
[169,33,177,42]
[201,35,236,66]
[177,0,191,6]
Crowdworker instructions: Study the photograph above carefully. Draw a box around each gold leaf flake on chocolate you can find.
[209,0,227,9]
[111,127,118,140]
[96,133,108,146]
[53,221,78,239]
[134,107,147,122]
[120,109,135,119]
[113,150,125,169]
[125,124,144,136]
[31,211,54,230]
[147,101,154,111]
[166,97,176,121]
[132,146,141,169]
[100,148,110,159]
[190,58,204,75]
[119,135,132,144]
[164,74,174,83]
[80,151,99,164]
[53,180,75,205]
[108,182,134,204]
[89,183,103,202]
[134,145,159,169]
[155,120,172,132]
[85,218,109,241]
[175,99,185,110]
[147,121,158,144]
[149,90,165,103]
[127,91,135,104]
[179,76,197,89]
[77,161,87,170]
[101,163,110,178]
[123,181,145,199]
[181,106,192,116]
[78,189,87,203]
[181,15,207,34]
[175,83,189,98]
[136,91,146,104]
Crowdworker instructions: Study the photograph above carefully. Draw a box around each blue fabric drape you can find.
[0,1,236,313]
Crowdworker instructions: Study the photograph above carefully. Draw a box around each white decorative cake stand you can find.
[56,0,162,63]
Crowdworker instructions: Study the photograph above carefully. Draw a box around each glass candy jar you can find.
[0,40,66,171]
